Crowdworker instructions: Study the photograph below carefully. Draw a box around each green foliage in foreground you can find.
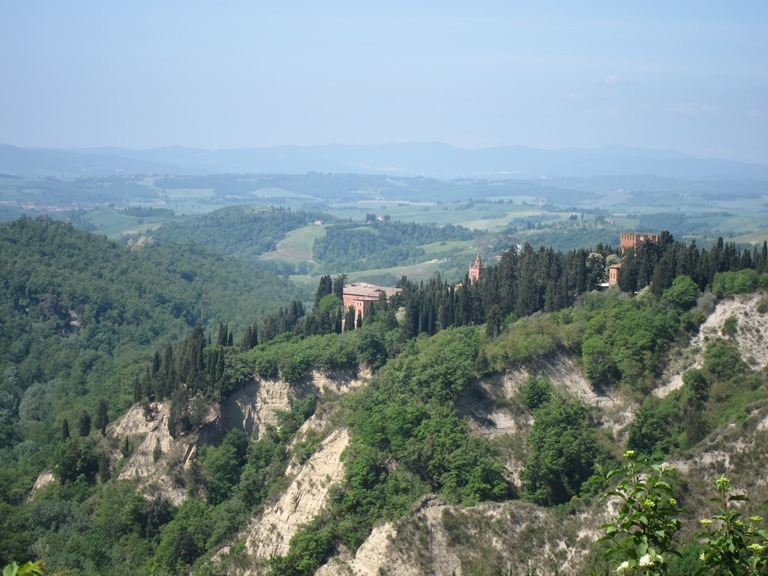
[600,452,684,574]
[2,561,45,576]
[697,476,768,575]
[601,454,768,575]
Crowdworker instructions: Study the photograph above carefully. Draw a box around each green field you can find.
[84,209,168,238]
[260,223,327,265]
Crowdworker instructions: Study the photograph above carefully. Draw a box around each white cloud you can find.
[603,74,620,85]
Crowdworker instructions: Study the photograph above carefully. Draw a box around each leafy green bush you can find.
[721,315,738,338]
[757,298,768,314]
[627,395,685,458]
[662,275,701,310]
[522,375,552,410]
[703,339,747,380]
[697,476,768,575]
[600,456,768,576]
[600,452,683,575]
[522,399,604,506]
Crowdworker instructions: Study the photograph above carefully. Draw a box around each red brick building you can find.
[620,232,660,253]
[342,282,401,322]
[469,253,484,283]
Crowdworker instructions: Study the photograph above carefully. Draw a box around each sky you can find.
[2,1,767,163]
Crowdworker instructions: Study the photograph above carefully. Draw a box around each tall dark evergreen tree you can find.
[94,399,109,435]
[314,275,333,306]
[78,410,92,437]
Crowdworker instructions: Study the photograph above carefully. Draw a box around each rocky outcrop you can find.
[657,292,768,397]
[316,496,604,576]
[220,378,294,438]
[220,369,368,438]
[243,428,350,564]
[113,401,217,505]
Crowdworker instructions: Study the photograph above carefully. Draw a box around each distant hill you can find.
[0,215,299,408]
[0,143,190,177]
[2,142,768,179]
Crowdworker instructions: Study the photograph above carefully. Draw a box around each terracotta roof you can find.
[343,282,400,299]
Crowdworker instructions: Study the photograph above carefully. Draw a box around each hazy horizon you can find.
[2,2,766,164]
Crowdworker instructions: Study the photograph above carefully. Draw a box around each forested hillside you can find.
[2,216,768,575]
[0,216,298,525]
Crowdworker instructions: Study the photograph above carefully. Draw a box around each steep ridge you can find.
[243,428,350,565]
[27,292,764,575]
[303,293,768,575]
[656,292,768,397]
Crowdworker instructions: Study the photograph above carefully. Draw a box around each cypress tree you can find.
[78,410,92,437]
[95,399,109,435]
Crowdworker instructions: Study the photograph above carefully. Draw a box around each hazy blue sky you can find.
[2,1,766,162]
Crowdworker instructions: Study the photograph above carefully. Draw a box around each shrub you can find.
[522,375,552,410]
[600,452,683,575]
[703,339,746,380]
[662,275,700,310]
[696,476,768,575]
[523,399,603,505]
[721,316,738,338]
[756,298,768,314]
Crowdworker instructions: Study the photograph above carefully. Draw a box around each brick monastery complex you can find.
[341,253,486,325]
[342,282,401,321]
[610,232,660,286]
[341,235,652,317]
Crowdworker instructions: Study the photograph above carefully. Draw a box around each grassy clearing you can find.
[732,230,768,244]
[292,257,462,286]
[84,209,168,238]
[259,224,327,263]
[421,240,472,258]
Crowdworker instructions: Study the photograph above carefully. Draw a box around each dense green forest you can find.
[0,216,298,475]
[2,215,768,575]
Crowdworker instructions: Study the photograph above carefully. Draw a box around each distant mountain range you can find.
[2,142,768,180]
